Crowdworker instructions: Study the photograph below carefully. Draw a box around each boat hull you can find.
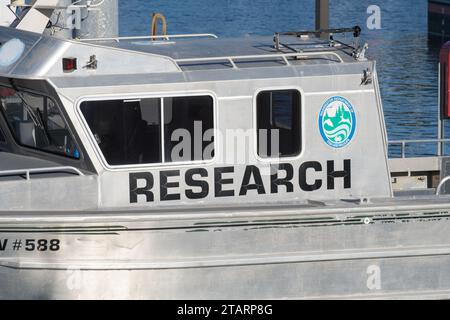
[1,200,450,299]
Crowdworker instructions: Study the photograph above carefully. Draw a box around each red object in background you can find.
[0,87,16,97]
[440,42,450,119]
[62,57,77,72]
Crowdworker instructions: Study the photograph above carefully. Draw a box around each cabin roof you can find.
[0,26,366,81]
[81,34,356,62]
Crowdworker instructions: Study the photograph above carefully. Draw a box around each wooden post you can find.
[315,0,329,39]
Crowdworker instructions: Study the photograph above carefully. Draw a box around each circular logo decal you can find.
[319,96,356,148]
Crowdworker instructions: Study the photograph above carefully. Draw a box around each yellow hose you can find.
[151,13,167,38]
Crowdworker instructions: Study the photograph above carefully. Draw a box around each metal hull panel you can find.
[2,255,450,300]
[1,204,450,299]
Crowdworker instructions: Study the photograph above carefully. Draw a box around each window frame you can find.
[0,84,82,160]
[253,87,304,162]
[0,126,5,144]
[76,91,218,171]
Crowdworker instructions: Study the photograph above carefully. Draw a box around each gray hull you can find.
[2,199,450,299]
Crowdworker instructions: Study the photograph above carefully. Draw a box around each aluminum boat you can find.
[1,0,450,299]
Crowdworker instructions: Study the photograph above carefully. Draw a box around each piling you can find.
[315,0,329,38]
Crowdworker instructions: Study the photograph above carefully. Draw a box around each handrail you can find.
[80,34,219,42]
[388,138,450,158]
[0,166,84,180]
[436,176,450,195]
[80,35,346,71]
[176,51,344,69]
[151,13,167,38]
[389,138,450,144]
[80,35,346,70]
[391,139,450,195]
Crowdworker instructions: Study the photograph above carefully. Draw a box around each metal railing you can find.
[436,176,450,195]
[388,138,450,158]
[176,51,344,70]
[80,33,345,70]
[80,34,219,42]
[0,166,84,180]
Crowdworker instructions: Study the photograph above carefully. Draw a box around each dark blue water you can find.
[119,0,442,156]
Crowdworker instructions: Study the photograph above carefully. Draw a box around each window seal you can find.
[253,86,304,163]
[75,92,218,171]
[0,84,81,160]
[0,127,6,144]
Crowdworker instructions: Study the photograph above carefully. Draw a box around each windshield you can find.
[0,86,80,159]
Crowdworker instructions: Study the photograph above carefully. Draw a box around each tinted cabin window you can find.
[0,86,79,158]
[81,98,162,166]
[257,90,301,158]
[0,128,4,142]
[80,96,214,166]
[164,96,214,162]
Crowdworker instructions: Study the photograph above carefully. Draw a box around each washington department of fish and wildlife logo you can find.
[318,96,356,148]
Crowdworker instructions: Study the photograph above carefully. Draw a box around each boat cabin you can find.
[0,25,418,211]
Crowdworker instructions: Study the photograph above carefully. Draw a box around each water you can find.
[119,0,442,157]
